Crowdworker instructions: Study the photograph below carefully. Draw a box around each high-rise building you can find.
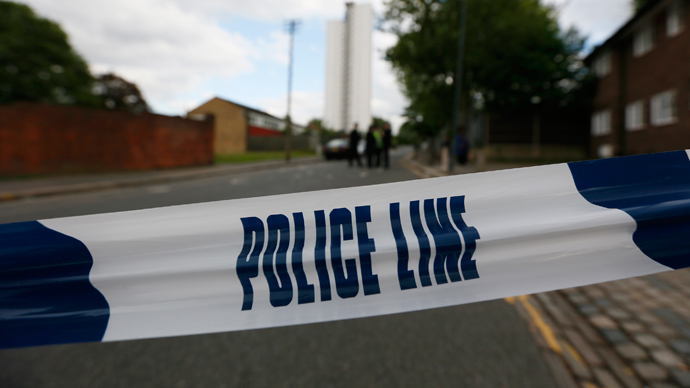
[324,2,372,132]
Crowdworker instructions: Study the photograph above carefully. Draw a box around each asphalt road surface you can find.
[0,150,557,388]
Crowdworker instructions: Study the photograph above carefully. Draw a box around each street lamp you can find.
[449,0,467,173]
[285,20,300,162]
[531,95,541,158]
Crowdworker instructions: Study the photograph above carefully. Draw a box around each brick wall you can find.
[0,103,214,175]
[591,0,690,156]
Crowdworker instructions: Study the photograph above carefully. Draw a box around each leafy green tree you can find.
[307,118,341,144]
[0,1,98,106]
[307,118,326,131]
[383,0,589,140]
[308,118,339,135]
[397,116,431,145]
[633,0,652,11]
[371,116,391,129]
[94,73,149,113]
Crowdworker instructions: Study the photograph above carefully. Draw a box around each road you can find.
[0,150,557,388]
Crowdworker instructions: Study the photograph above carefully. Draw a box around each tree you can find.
[307,118,326,131]
[383,0,589,140]
[307,118,340,144]
[0,1,99,106]
[93,73,149,113]
[307,118,339,135]
[371,116,391,129]
[633,0,652,11]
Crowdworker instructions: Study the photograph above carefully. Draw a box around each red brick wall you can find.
[0,103,214,175]
[591,0,690,156]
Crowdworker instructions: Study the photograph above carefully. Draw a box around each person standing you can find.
[366,124,377,168]
[455,132,469,165]
[348,123,362,167]
[382,122,392,169]
[373,126,383,168]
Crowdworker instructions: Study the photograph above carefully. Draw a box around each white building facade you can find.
[324,2,372,132]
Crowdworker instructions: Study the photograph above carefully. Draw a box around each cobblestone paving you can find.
[512,269,690,388]
[402,156,690,388]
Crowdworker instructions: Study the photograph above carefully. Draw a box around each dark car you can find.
[322,138,350,160]
[322,138,366,160]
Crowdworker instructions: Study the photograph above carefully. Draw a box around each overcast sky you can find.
[19,0,634,132]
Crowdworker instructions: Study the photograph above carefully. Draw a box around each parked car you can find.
[323,138,350,160]
[322,138,367,160]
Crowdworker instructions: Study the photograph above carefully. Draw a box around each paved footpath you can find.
[403,156,690,388]
[0,157,321,201]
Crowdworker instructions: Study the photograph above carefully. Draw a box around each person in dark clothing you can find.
[382,122,392,169]
[366,124,377,168]
[455,132,469,165]
[348,123,362,167]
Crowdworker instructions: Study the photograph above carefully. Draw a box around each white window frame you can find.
[667,1,684,37]
[597,144,614,159]
[592,51,611,77]
[633,24,655,57]
[650,90,677,126]
[591,110,612,137]
[625,101,645,131]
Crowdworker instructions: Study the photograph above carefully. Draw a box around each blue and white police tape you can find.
[2,150,690,349]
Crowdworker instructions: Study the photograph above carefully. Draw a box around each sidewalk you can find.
[402,156,690,388]
[0,157,322,202]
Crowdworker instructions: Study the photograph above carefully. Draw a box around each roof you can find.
[191,97,306,129]
[587,0,669,61]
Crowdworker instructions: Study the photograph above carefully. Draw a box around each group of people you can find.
[348,122,392,169]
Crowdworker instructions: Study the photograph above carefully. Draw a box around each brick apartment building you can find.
[588,0,690,158]
[189,97,305,154]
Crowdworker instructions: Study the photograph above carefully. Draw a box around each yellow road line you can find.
[0,192,16,201]
[564,342,585,365]
[516,295,562,354]
[506,295,587,368]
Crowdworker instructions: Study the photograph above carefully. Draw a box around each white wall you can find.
[346,3,372,131]
[323,3,372,132]
[324,21,344,130]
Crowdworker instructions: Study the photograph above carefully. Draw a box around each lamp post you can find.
[449,0,467,173]
[285,20,300,162]
[531,95,541,158]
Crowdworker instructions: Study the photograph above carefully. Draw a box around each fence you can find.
[0,103,214,175]
[247,135,315,152]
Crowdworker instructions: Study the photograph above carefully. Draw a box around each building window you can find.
[591,110,611,136]
[592,51,611,77]
[625,101,645,131]
[597,144,614,159]
[650,90,677,126]
[633,24,654,57]
[667,1,684,37]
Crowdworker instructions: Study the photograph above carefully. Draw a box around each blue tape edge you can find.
[0,220,110,348]
[568,150,690,270]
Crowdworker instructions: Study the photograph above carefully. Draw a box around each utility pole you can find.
[285,19,300,162]
[449,0,467,173]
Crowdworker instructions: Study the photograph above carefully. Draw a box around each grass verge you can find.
[215,151,316,164]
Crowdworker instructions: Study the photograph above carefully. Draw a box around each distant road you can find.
[0,149,557,388]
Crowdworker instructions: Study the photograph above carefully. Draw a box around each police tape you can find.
[2,150,690,349]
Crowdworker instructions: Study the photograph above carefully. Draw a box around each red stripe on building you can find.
[248,126,283,137]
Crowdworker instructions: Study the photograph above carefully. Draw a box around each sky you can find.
[19,0,635,133]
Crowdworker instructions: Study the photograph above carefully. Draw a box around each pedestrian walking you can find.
[348,123,362,167]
